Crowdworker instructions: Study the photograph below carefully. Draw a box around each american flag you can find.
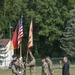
[18,16,23,45]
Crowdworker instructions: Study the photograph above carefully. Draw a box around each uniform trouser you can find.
[49,73,52,75]
[30,70,35,75]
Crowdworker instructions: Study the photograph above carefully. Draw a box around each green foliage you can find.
[0,68,75,75]
[35,0,73,57]
[0,0,25,38]
[0,0,74,57]
[60,5,75,57]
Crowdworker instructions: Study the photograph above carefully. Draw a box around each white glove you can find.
[19,57,22,61]
[19,71,22,74]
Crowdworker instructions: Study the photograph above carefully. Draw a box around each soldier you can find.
[11,55,25,75]
[46,56,53,75]
[41,58,49,75]
[10,55,17,69]
[26,50,36,75]
[11,59,21,75]
[16,55,26,75]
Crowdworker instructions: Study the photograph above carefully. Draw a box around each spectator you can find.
[62,57,70,75]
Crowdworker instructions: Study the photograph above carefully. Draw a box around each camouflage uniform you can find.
[46,57,53,75]
[26,51,36,75]
[17,57,26,75]
[11,60,20,75]
[42,59,49,75]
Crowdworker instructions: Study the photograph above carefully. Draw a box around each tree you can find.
[60,5,75,57]
[29,0,73,57]
[0,0,74,57]
[0,0,25,38]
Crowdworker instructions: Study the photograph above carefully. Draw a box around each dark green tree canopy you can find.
[60,5,75,57]
[0,0,74,57]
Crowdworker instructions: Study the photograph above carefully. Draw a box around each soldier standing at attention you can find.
[46,56,53,75]
[41,58,49,75]
[26,50,36,75]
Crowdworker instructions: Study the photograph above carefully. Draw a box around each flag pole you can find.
[18,15,23,57]
[26,49,28,63]
[26,17,33,63]
[20,41,22,57]
[25,17,33,75]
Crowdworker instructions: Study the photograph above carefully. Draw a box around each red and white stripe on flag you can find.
[18,16,23,45]
[28,19,33,49]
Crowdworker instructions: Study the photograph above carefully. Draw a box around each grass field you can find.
[0,67,75,75]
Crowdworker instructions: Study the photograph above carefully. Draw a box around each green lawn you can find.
[0,67,75,75]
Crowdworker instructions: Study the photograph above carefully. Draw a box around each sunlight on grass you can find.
[0,67,75,75]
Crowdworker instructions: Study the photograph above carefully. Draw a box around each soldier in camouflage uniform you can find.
[11,55,17,66]
[41,59,49,75]
[11,60,20,75]
[16,56,26,75]
[26,50,36,75]
[46,56,53,75]
[11,55,25,75]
